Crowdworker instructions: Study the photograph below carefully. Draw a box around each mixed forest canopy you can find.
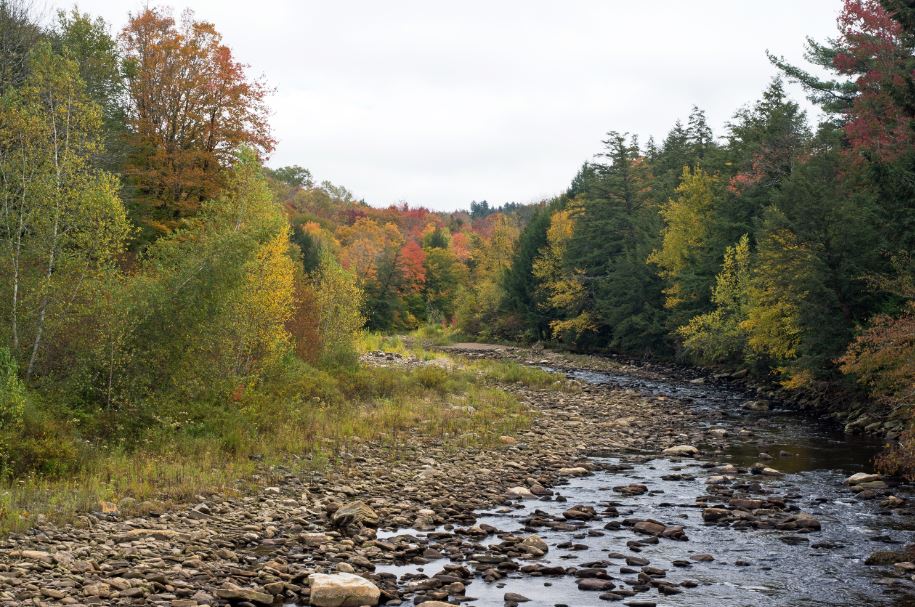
[0,0,913,488]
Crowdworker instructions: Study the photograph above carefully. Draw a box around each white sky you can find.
[60,1,842,211]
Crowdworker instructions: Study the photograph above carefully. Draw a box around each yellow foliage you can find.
[533,207,595,341]
[230,225,296,376]
[648,167,718,310]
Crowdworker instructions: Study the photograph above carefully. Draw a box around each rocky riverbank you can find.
[1,345,912,606]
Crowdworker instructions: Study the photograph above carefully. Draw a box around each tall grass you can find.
[0,346,531,533]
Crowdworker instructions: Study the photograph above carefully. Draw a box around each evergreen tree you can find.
[564,132,668,353]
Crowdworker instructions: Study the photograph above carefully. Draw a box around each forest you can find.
[0,0,913,534]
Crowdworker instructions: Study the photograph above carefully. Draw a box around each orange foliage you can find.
[120,7,274,233]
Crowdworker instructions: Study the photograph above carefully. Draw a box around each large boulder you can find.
[308,573,381,607]
[331,501,379,529]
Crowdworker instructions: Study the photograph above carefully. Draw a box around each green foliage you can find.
[0,347,25,430]
[313,254,364,368]
[562,132,668,353]
[678,235,751,365]
[648,166,725,323]
[498,202,553,340]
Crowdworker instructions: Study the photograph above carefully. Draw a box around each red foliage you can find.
[834,0,913,162]
[398,240,427,292]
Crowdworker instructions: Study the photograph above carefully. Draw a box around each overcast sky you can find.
[62,1,842,211]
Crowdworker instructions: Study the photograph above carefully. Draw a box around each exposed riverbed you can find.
[374,359,914,607]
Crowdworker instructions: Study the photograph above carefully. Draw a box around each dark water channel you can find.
[374,367,914,606]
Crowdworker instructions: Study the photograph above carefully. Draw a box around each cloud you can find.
[66,0,842,210]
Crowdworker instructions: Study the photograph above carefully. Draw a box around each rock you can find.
[866,546,915,566]
[332,501,379,529]
[563,505,597,520]
[852,480,888,491]
[690,554,714,562]
[504,592,530,603]
[742,400,769,412]
[308,573,381,607]
[881,495,905,508]
[83,583,111,598]
[520,535,549,555]
[794,513,821,530]
[613,483,648,496]
[661,445,699,457]
[301,532,331,546]
[506,486,535,500]
[558,467,589,476]
[115,528,184,542]
[845,472,881,486]
[702,507,731,522]
[17,550,52,563]
[215,584,273,605]
[578,578,616,591]
[729,498,763,510]
[633,520,666,536]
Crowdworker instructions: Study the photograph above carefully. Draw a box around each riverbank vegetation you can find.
[0,0,913,530]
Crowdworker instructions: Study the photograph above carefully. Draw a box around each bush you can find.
[0,349,25,430]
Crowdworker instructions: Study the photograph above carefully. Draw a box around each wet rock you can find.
[632,520,665,536]
[777,513,821,531]
[504,592,530,603]
[308,572,381,607]
[578,578,616,591]
[881,495,905,508]
[866,546,915,566]
[742,400,769,412]
[563,505,597,521]
[613,484,648,496]
[689,553,714,562]
[702,508,730,522]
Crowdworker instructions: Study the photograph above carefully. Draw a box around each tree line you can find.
[487,0,914,475]
[0,0,912,483]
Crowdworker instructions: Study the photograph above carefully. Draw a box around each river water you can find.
[376,366,914,606]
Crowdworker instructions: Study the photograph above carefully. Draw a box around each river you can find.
[376,364,914,606]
